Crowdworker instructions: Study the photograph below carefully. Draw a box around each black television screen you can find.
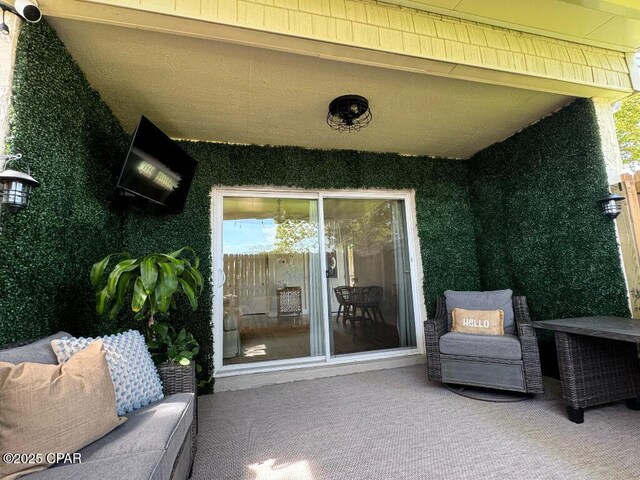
[117,116,197,212]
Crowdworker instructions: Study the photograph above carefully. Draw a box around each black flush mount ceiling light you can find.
[327,95,372,132]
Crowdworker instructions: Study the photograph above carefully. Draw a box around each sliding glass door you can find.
[221,195,324,365]
[324,198,416,356]
[215,190,418,370]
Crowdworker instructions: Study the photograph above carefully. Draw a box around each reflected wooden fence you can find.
[223,254,268,313]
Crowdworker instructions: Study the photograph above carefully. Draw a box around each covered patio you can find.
[0,0,639,479]
[0,0,633,385]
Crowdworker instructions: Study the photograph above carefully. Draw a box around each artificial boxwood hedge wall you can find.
[470,99,629,319]
[0,22,130,345]
[469,98,630,374]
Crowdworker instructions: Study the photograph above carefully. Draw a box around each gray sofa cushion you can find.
[71,393,193,480]
[439,332,522,360]
[444,290,515,334]
[27,393,194,480]
[0,332,71,364]
[25,451,166,480]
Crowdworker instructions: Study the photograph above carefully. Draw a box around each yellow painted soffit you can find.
[390,0,640,52]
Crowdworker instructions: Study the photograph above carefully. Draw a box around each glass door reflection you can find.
[222,196,324,365]
[324,198,416,356]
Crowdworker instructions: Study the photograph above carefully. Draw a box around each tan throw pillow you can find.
[0,340,126,480]
[451,308,505,335]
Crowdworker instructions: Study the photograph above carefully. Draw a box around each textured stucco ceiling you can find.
[49,18,573,159]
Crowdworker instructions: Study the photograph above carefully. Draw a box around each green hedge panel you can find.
[0,22,131,345]
[1,23,481,387]
[470,99,628,319]
[469,99,630,375]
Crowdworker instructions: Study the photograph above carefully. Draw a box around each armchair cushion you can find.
[451,308,504,335]
[444,289,515,334]
[439,332,522,360]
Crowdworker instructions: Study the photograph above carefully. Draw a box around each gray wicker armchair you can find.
[425,295,544,394]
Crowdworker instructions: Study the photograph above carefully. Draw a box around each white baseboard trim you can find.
[214,354,427,392]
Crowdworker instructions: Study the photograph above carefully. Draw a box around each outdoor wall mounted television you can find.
[117,116,198,212]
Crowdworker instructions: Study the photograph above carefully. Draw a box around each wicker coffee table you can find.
[533,316,640,423]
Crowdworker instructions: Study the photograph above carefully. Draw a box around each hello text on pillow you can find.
[451,308,505,335]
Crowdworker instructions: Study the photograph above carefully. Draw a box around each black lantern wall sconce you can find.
[599,193,625,220]
[0,153,39,230]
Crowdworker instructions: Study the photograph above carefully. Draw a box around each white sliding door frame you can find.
[211,187,426,378]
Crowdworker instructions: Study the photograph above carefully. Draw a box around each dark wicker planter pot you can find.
[157,362,198,453]
[157,362,197,395]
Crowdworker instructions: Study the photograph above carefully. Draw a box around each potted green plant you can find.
[146,322,210,391]
[90,247,203,329]
[147,322,200,366]
[91,247,207,397]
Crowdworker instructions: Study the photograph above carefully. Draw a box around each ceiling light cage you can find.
[327,95,372,133]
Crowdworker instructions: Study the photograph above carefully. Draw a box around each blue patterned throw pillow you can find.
[51,330,163,415]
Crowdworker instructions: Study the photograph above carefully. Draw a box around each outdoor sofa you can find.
[0,332,195,480]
